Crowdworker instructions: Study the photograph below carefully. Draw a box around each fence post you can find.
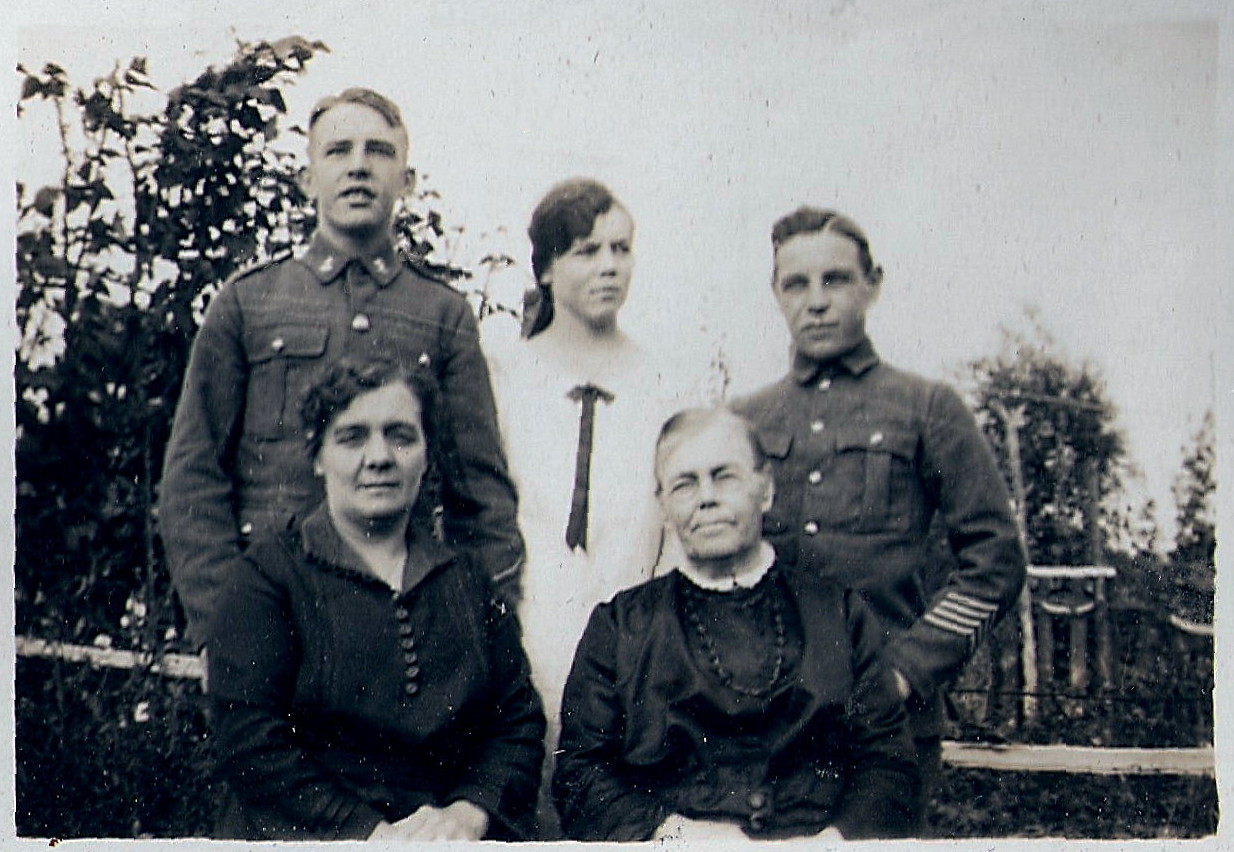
[990,400,1037,722]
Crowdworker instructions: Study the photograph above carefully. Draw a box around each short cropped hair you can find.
[300,355,437,460]
[525,178,626,338]
[653,406,768,493]
[771,206,882,282]
[309,87,405,131]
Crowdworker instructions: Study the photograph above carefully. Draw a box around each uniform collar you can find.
[790,336,880,386]
[676,541,777,592]
[298,231,401,287]
[300,503,455,595]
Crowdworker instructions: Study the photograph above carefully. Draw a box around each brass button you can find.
[810,419,825,434]
[747,791,767,809]
[351,313,371,333]
[804,521,820,536]
[807,470,822,485]
[404,682,419,696]
[870,431,885,445]
[817,378,831,391]
[239,522,253,536]
[270,337,285,353]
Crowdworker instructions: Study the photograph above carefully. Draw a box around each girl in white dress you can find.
[484,179,692,749]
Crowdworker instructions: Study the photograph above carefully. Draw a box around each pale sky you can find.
[10,0,1232,550]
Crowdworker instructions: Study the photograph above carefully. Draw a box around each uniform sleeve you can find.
[553,603,671,841]
[884,383,1028,698]
[158,284,248,647]
[832,589,921,839]
[434,302,526,606]
[208,553,386,840]
[446,595,546,841]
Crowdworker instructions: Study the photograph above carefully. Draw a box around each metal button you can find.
[417,352,431,367]
[748,816,764,831]
[810,419,825,434]
[270,337,285,353]
[398,622,414,636]
[400,637,416,650]
[404,682,419,696]
[405,664,421,677]
[808,470,822,485]
[817,378,831,391]
[351,313,371,333]
[870,431,884,445]
[804,521,819,535]
[239,522,253,536]
[320,256,335,273]
[747,791,767,809]
[394,607,410,621]
[373,258,386,274]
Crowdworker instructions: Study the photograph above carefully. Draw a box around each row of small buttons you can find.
[393,603,420,696]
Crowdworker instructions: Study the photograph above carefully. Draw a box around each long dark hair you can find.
[524,177,624,338]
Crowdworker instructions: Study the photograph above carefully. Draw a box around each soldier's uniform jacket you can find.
[160,232,523,645]
[732,337,1026,737]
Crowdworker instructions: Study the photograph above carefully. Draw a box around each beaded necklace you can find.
[681,578,787,698]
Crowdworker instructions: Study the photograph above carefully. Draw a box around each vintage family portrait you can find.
[9,0,1228,844]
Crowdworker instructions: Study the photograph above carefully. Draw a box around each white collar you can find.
[675,542,776,592]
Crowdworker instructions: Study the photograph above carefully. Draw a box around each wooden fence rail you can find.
[16,636,1216,778]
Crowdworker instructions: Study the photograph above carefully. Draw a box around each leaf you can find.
[21,76,43,101]
[32,186,60,217]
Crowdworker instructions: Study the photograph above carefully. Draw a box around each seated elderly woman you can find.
[207,356,545,841]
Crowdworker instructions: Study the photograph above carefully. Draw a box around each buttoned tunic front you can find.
[208,505,545,841]
[553,564,919,841]
[160,232,523,644]
[732,339,1026,737]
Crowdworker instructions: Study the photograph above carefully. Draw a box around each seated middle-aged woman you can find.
[482,177,699,734]
[207,355,545,841]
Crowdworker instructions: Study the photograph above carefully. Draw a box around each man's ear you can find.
[404,168,417,196]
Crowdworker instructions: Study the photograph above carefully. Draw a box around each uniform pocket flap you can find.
[757,427,793,460]
[245,324,329,364]
[833,424,916,458]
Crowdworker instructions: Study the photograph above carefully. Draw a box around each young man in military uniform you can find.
[731,207,1026,827]
[160,88,523,646]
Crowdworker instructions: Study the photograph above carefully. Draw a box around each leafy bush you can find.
[932,767,1217,839]
[16,657,213,838]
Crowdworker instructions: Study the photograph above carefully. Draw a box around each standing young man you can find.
[732,207,1026,826]
[160,89,522,646]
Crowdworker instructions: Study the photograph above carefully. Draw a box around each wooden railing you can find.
[16,634,1215,777]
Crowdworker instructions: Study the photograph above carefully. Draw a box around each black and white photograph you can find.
[8,0,1230,844]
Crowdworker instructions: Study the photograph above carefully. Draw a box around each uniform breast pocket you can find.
[757,428,801,563]
[831,425,918,533]
[244,324,329,441]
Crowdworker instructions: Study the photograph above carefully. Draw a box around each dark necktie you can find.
[565,383,615,551]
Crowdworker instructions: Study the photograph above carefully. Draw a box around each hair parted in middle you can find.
[653,406,769,494]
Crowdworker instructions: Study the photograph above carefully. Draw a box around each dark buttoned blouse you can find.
[208,505,545,841]
[553,565,919,841]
